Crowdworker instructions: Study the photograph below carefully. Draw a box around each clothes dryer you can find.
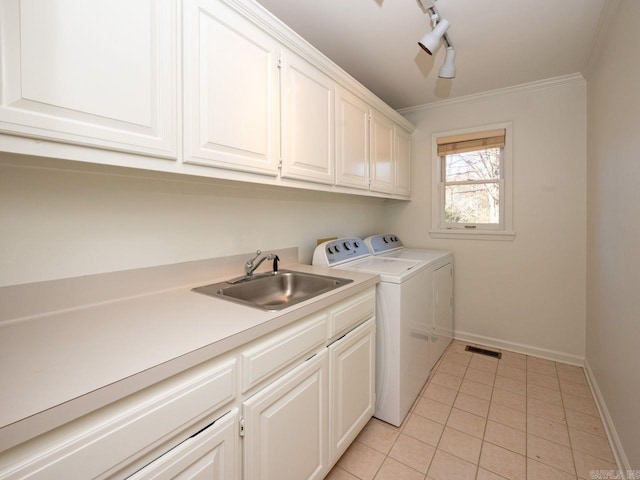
[364,234,454,371]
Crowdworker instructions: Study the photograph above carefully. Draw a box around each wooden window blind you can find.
[437,128,506,156]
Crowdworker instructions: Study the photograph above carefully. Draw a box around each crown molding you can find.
[228,0,415,132]
[398,73,586,115]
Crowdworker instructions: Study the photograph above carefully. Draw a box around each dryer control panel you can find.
[312,237,371,267]
[365,234,404,255]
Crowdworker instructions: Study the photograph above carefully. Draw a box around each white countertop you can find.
[0,249,378,451]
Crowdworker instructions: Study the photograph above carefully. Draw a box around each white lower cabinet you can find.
[128,409,240,480]
[0,358,236,480]
[328,318,376,461]
[0,287,376,480]
[240,290,376,479]
[242,350,329,480]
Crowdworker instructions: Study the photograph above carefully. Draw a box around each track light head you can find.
[438,47,456,78]
[418,18,450,55]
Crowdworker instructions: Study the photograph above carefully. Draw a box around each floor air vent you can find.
[465,345,502,359]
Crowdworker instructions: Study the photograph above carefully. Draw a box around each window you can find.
[431,124,514,240]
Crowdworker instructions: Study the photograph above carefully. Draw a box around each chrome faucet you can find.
[244,250,279,277]
[227,250,280,284]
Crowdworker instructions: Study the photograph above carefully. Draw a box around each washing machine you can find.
[365,234,454,370]
[313,237,432,427]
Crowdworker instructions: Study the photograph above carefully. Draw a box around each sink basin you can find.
[192,270,353,311]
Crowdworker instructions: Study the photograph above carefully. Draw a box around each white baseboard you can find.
[453,330,585,365]
[583,358,630,475]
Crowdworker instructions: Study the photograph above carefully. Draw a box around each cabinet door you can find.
[183,0,280,176]
[0,0,177,158]
[369,109,395,194]
[281,51,335,184]
[432,262,454,367]
[335,86,369,190]
[243,350,328,480]
[394,126,412,197]
[328,318,375,461]
[128,409,240,480]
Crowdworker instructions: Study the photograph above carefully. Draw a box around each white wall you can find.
[0,156,387,287]
[586,0,640,469]
[387,78,588,361]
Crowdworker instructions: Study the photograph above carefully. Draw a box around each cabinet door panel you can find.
[369,109,395,194]
[329,319,375,460]
[282,52,334,184]
[335,87,369,190]
[243,350,328,480]
[0,0,177,158]
[184,0,279,175]
[128,409,240,480]
[394,126,412,197]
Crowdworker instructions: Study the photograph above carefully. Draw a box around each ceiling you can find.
[255,0,607,110]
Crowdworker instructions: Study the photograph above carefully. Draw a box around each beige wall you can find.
[388,78,588,362]
[0,157,387,287]
[586,0,640,469]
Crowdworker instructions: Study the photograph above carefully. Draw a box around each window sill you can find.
[429,229,516,241]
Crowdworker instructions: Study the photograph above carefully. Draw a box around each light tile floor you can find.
[325,340,618,480]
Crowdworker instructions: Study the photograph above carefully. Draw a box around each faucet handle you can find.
[246,250,261,265]
[245,250,262,274]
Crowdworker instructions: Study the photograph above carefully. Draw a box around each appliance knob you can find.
[383,236,389,243]
[327,246,334,254]
[343,242,351,250]
[354,241,360,248]
[335,245,341,252]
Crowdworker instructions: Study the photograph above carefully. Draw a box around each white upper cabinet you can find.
[0,0,412,198]
[335,86,370,190]
[281,50,335,184]
[394,125,412,197]
[183,0,280,176]
[369,109,395,195]
[0,0,177,158]
[336,88,412,197]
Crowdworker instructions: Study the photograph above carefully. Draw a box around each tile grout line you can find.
[429,343,467,478]
[333,343,611,480]
[385,349,450,479]
[474,352,498,480]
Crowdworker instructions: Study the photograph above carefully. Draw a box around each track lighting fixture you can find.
[418,4,457,79]
[418,18,450,55]
[438,46,456,78]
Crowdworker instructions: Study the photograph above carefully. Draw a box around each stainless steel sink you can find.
[192,270,353,311]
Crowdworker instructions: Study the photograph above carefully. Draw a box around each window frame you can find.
[431,122,515,240]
